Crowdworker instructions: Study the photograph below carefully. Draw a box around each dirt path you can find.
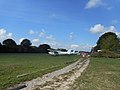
[19,59,90,90]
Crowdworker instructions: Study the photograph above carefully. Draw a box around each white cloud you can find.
[107,6,114,10]
[44,35,57,48]
[39,29,46,37]
[44,40,58,48]
[39,32,45,37]
[85,0,103,9]
[44,41,92,51]
[90,24,116,34]
[39,29,56,46]
[0,28,6,35]
[28,29,56,47]
[111,20,118,25]
[70,44,92,51]
[49,14,57,18]
[7,33,13,37]
[85,0,114,10]
[32,39,39,43]
[90,24,106,33]
[19,38,25,44]
[46,35,55,41]
[32,38,40,46]
[27,28,92,51]
[30,28,92,51]
[29,30,35,35]
[0,28,13,42]
[70,44,80,50]
[90,24,120,36]
[69,32,75,40]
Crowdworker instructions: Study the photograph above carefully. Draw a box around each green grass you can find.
[71,57,120,90]
[0,53,79,89]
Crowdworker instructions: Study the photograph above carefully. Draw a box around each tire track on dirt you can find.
[9,58,90,90]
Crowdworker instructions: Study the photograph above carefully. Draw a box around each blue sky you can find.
[0,0,120,51]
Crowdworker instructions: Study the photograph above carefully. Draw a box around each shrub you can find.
[91,50,120,58]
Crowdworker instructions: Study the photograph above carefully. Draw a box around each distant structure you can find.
[48,49,76,55]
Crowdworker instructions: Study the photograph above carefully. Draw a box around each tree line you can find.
[0,39,51,53]
[91,32,120,58]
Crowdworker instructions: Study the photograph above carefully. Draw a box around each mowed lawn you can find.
[72,57,120,90]
[0,53,79,89]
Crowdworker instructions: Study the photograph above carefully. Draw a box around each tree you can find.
[39,44,51,53]
[57,48,67,52]
[2,39,17,47]
[0,42,4,52]
[96,32,120,52]
[20,39,32,47]
[1,39,17,52]
[0,42,2,49]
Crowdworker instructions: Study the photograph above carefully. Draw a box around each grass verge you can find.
[71,57,120,90]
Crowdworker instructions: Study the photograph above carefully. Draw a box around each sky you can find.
[0,0,120,51]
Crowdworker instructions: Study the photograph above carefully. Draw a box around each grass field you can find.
[0,53,79,89]
[71,57,120,90]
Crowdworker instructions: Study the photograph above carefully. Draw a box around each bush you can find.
[91,51,120,58]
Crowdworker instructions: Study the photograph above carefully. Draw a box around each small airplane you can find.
[48,49,76,55]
